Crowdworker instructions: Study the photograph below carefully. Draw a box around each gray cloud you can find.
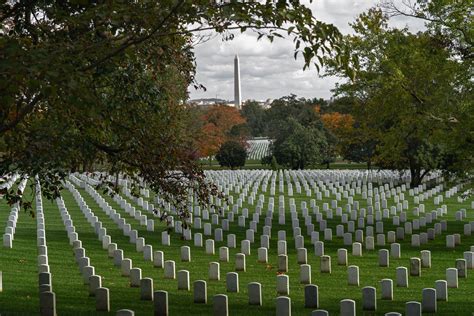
[189,0,425,101]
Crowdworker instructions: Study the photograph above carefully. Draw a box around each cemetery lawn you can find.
[1,176,474,315]
[201,160,371,170]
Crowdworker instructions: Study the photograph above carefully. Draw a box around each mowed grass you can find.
[0,175,473,315]
[200,160,371,170]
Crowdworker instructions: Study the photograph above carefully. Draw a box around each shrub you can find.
[215,141,247,169]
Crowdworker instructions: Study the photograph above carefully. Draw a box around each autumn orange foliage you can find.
[320,112,355,157]
[321,112,354,138]
[197,105,246,158]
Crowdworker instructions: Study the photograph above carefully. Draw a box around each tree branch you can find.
[161,25,293,38]
[381,0,472,47]
[88,139,125,155]
[0,94,41,134]
[420,168,430,181]
[0,1,22,23]
[81,0,186,72]
[400,83,425,105]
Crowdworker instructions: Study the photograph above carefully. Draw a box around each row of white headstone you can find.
[64,180,161,313]
[246,139,271,160]
[71,171,473,315]
[3,177,27,249]
[203,169,437,199]
[35,180,58,316]
[78,172,470,276]
[64,177,320,314]
[86,183,461,316]
[0,173,20,190]
[83,170,470,278]
[63,179,269,315]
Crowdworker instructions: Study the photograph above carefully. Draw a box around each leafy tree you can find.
[340,127,377,170]
[261,155,280,170]
[197,105,246,165]
[241,101,266,137]
[271,118,326,169]
[381,0,474,176]
[263,96,331,169]
[320,112,354,139]
[227,123,250,143]
[317,96,377,168]
[325,8,472,186]
[200,105,246,132]
[270,156,279,171]
[215,141,247,169]
[198,123,225,166]
[320,111,354,165]
[320,129,337,169]
[381,0,473,62]
[265,95,324,136]
[318,107,377,168]
[323,97,355,114]
[0,1,344,217]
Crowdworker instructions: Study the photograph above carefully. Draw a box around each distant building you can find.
[188,98,228,107]
[258,99,273,109]
[243,99,273,109]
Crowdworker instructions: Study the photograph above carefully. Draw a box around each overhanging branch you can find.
[0,94,41,134]
[81,0,186,72]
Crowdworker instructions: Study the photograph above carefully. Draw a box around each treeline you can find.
[188,105,249,168]
[191,96,360,170]
[242,96,367,170]
[1,0,471,218]
[193,4,474,188]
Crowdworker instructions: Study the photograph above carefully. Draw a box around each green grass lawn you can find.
[1,172,473,315]
[200,159,371,170]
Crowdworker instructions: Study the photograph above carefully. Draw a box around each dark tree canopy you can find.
[215,141,247,169]
[241,101,266,137]
[0,1,345,214]
[265,95,325,136]
[271,117,327,170]
[325,7,473,186]
[381,0,473,62]
[263,96,329,169]
[381,0,474,177]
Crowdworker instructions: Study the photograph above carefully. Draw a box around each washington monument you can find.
[234,55,241,109]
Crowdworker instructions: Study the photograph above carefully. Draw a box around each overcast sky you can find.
[188,0,425,101]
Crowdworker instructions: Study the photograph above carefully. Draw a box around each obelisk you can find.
[234,55,241,109]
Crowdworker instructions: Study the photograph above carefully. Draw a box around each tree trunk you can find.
[115,171,119,191]
[326,161,330,169]
[299,160,305,170]
[181,222,186,240]
[410,166,422,188]
[367,159,372,170]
